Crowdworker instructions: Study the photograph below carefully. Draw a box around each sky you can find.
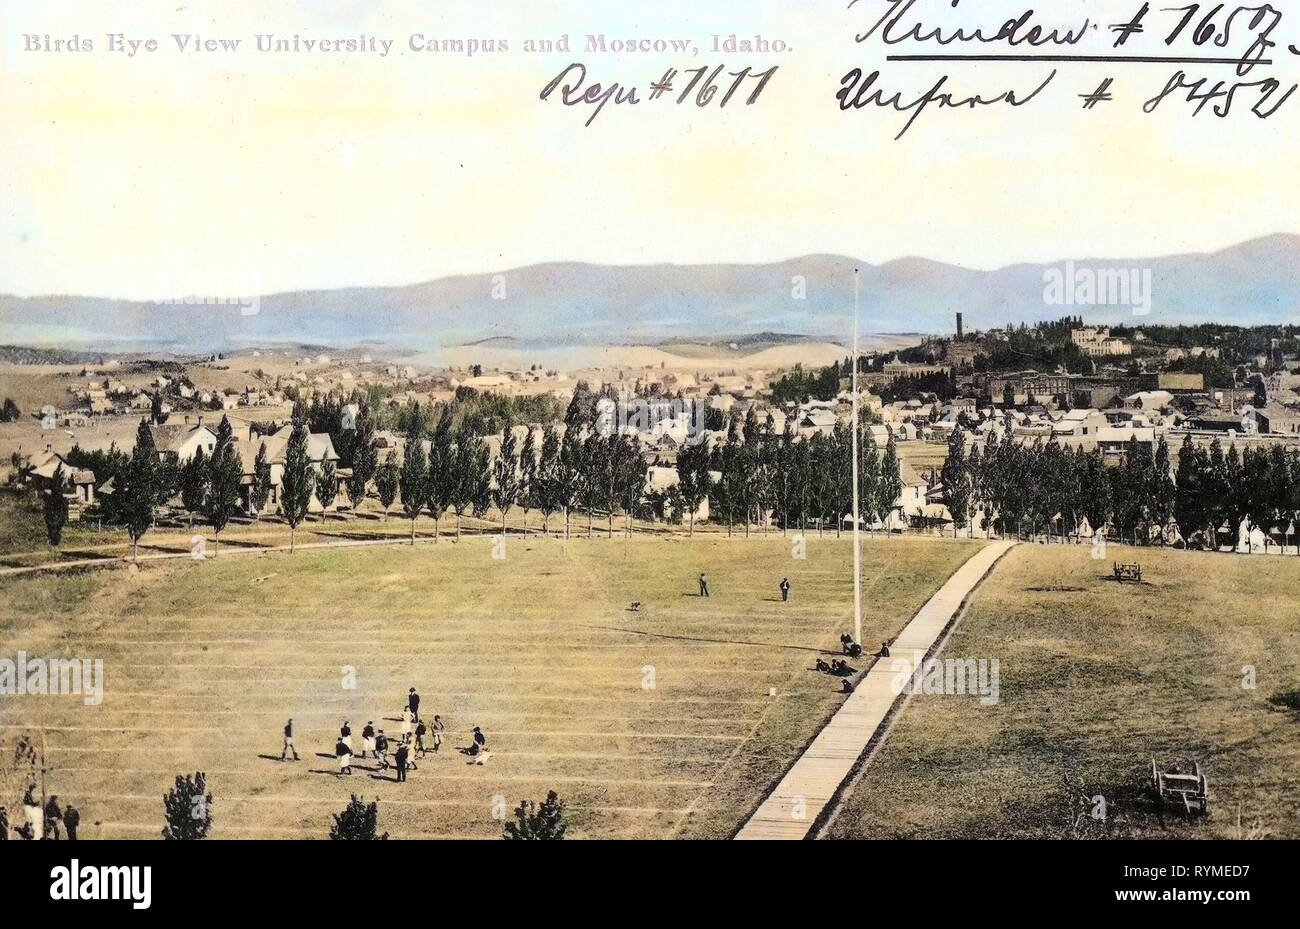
[1,0,1297,299]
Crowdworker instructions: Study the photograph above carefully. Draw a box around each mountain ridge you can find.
[2,235,1295,352]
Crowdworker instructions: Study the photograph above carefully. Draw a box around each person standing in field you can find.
[432,715,445,753]
[414,718,428,758]
[361,721,376,759]
[779,577,791,602]
[63,803,80,841]
[374,729,390,770]
[44,795,63,840]
[335,736,353,776]
[394,741,409,783]
[340,721,353,754]
[280,718,300,761]
[699,573,710,597]
[408,687,421,723]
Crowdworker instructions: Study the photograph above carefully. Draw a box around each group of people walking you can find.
[334,702,448,781]
[279,687,485,781]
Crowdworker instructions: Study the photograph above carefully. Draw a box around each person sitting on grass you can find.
[22,784,41,841]
[816,658,832,674]
[465,726,490,764]
[840,633,862,658]
[840,679,855,694]
[877,640,891,658]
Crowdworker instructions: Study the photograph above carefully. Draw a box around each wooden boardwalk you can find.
[735,540,1018,840]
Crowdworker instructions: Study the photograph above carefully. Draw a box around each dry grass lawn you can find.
[826,543,1300,839]
[0,533,980,839]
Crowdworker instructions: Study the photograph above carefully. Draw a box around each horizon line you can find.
[0,232,1295,305]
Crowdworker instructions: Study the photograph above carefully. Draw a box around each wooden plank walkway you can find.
[735,540,1018,840]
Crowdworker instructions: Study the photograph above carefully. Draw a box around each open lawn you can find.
[0,534,980,839]
[826,544,1300,839]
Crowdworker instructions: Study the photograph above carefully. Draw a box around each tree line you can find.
[38,396,1300,556]
[937,426,1300,550]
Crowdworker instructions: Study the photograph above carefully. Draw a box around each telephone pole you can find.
[852,269,862,645]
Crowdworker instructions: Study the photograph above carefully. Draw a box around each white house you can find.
[148,419,218,464]
[644,465,710,522]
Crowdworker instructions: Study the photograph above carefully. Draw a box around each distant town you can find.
[4,314,1299,556]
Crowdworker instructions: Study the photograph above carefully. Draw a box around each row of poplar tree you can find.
[43,400,1300,555]
[938,427,1300,549]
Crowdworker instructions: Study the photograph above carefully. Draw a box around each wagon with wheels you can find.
[1151,759,1209,816]
[1113,562,1143,583]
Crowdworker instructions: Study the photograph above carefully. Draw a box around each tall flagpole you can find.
[852,269,862,645]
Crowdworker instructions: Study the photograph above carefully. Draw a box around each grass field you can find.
[0,533,980,839]
[826,544,1300,839]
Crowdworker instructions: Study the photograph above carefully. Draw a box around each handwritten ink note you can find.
[839,0,1298,138]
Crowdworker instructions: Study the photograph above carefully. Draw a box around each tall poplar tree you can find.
[280,421,314,553]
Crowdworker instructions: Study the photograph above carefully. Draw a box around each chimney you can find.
[956,312,964,340]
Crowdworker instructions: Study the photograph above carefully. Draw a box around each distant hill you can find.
[1,235,1296,353]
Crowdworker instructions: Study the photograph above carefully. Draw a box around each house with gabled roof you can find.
[147,417,218,464]
[21,446,97,505]
[236,424,341,515]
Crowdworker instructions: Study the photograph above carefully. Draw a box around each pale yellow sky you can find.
[1,0,1296,298]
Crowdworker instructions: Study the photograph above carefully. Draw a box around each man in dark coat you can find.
[63,804,80,841]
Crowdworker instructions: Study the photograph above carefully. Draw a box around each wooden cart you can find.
[1114,562,1143,583]
[1151,759,1209,816]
